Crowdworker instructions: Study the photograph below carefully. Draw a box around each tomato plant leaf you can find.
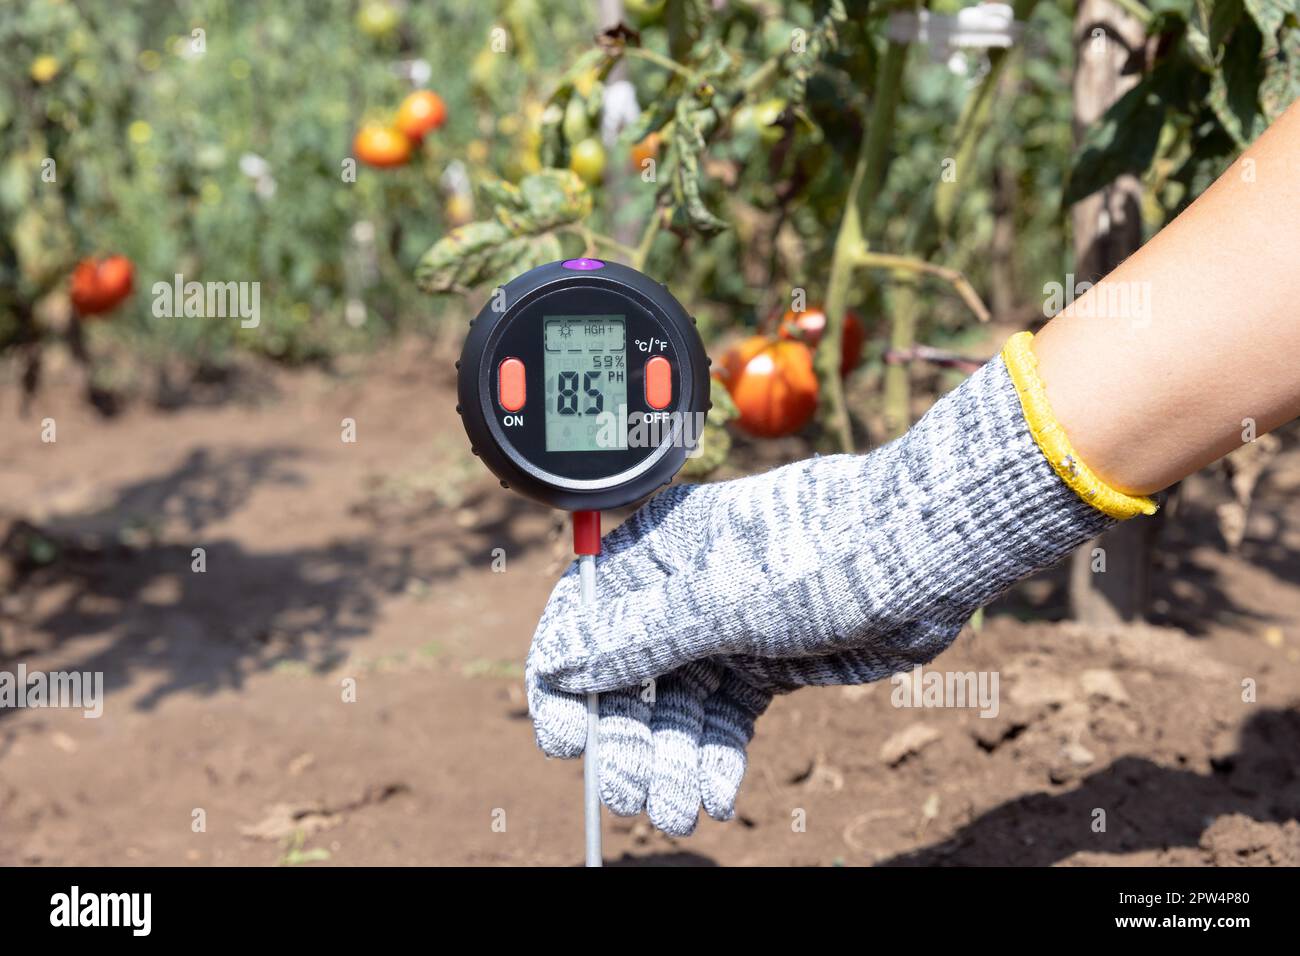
[1243,0,1289,55]
[477,169,592,234]
[416,223,565,294]
[416,171,588,293]
[671,96,728,236]
[1185,21,1216,68]
[787,0,847,108]
[665,0,708,63]
[1063,80,1168,205]
[1258,28,1300,122]
[1164,120,1236,217]
[677,376,738,480]
[1208,0,1244,52]
[415,220,512,292]
[509,168,594,232]
[1208,17,1268,146]
[707,373,738,425]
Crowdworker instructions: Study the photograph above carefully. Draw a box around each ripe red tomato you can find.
[718,335,819,438]
[778,305,865,377]
[70,255,134,317]
[396,90,447,142]
[354,123,412,168]
[96,256,134,306]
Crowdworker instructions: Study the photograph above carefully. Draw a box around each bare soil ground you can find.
[1,341,1298,866]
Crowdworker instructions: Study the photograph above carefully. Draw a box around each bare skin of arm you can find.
[1032,99,1300,497]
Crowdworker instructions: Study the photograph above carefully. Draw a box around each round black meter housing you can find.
[456,259,710,511]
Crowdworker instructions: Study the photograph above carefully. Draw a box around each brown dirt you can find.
[1,342,1298,867]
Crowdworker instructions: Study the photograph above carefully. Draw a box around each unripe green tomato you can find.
[569,138,606,185]
[356,1,400,38]
[624,0,667,27]
[563,96,590,144]
[752,98,787,143]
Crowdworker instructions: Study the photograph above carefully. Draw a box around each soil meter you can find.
[456,258,710,866]
[457,258,710,511]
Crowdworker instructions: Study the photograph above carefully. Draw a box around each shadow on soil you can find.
[882,705,1300,866]
[0,446,546,714]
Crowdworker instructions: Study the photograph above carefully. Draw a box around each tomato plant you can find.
[1,0,600,406]
[2,0,1292,431]
[411,0,1294,469]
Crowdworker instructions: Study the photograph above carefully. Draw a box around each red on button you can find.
[645,355,672,410]
[498,357,526,412]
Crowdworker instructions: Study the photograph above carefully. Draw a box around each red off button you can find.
[645,355,672,410]
[498,357,526,412]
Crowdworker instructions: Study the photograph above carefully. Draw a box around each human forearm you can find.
[1033,99,1300,496]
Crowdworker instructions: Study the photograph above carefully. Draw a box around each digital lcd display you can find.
[542,316,627,452]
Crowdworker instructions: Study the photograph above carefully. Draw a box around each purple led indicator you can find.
[561,258,605,271]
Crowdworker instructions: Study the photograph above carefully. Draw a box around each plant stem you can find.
[739,51,784,98]
[631,205,663,271]
[621,46,700,83]
[570,226,638,262]
[877,0,1040,438]
[882,275,921,439]
[933,0,1043,237]
[853,250,991,322]
[818,26,914,453]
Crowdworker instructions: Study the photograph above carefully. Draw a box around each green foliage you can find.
[415,169,591,292]
[1065,0,1299,217]
[679,377,738,479]
[422,1,868,314]
[0,0,591,380]
[5,0,1295,422]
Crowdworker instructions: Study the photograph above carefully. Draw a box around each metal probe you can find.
[574,510,602,866]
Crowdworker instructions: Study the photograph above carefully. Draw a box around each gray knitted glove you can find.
[528,645,916,834]
[528,512,778,834]
[528,354,1122,834]
[528,660,769,834]
[530,353,1115,691]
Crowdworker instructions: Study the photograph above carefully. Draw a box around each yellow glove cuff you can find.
[1002,331,1157,520]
